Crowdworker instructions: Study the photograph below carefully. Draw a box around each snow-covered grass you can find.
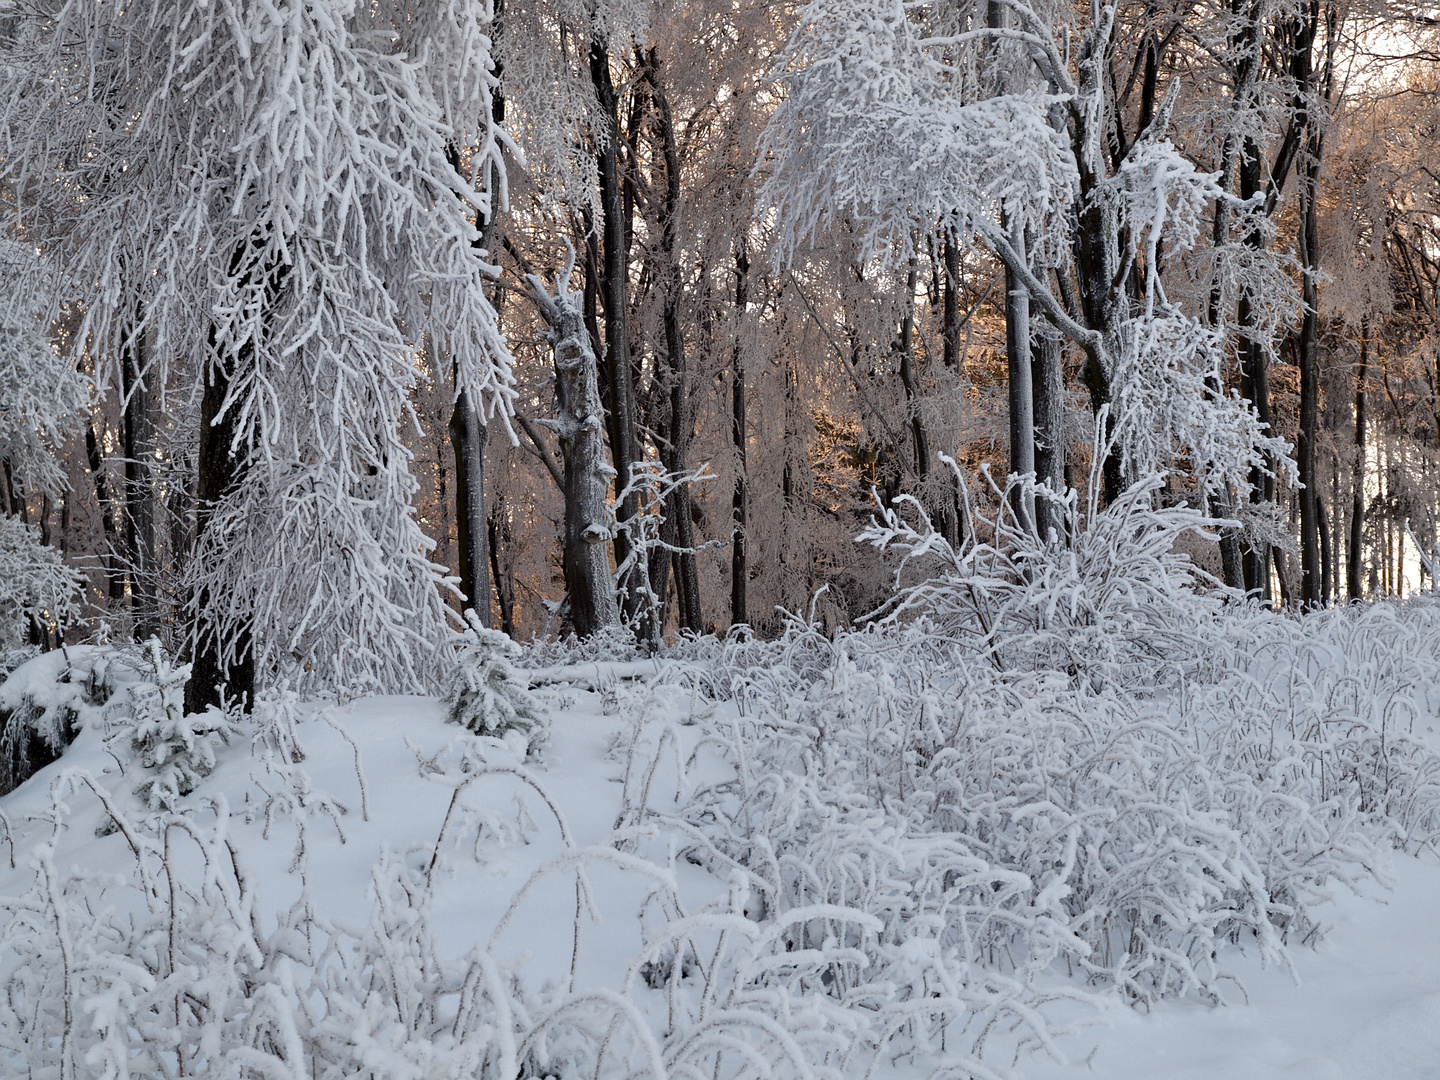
[3,488,1440,1077]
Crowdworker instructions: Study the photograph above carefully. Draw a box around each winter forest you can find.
[2,0,1440,1076]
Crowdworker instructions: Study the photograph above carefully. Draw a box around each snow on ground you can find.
[2,639,1439,1077]
[1029,854,1440,1079]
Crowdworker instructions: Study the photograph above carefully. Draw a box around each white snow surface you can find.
[2,660,1438,1078]
[1025,855,1440,1080]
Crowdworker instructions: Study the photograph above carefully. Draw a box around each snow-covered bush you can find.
[115,640,237,811]
[860,464,1242,690]
[525,621,642,667]
[635,547,1440,1020]
[643,619,1383,1014]
[444,611,548,753]
[0,744,889,1080]
[0,646,110,794]
[0,515,84,650]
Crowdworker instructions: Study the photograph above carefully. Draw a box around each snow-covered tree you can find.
[1,0,515,699]
[0,243,88,509]
[443,609,547,752]
[759,0,1294,525]
[116,639,237,811]
[0,518,83,651]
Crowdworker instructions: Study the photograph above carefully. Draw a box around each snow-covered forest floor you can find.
[4,566,1440,1078]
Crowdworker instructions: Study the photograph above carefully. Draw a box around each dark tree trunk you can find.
[449,390,491,626]
[186,351,254,714]
[487,500,516,637]
[1317,492,1332,606]
[1031,322,1066,543]
[943,235,962,370]
[730,243,749,627]
[895,252,950,544]
[1004,229,1035,529]
[84,420,127,605]
[442,123,501,631]
[530,271,620,639]
[1296,0,1331,609]
[590,35,641,624]
[121,318,159,640]
[1238,136,1273,601]
[648,53,702,635]
[1297,157,1322,608]
[1348,321,1368,600]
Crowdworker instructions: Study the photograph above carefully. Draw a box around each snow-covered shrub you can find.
[861,465,1244,690]
[525,621,641,667]
[643,598,1440,1015]
[0,746,892,1080]
[444,611,548,754]
[0,647,110,794]
[1208,600,1440,859]
[0,515,83,650]
[115,639,237,811]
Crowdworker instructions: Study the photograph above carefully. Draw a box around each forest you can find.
[1,0,1439,1078]
[4,0,1440,659]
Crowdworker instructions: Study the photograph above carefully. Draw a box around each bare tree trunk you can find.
[186,348,254,714]
[895,252,950,544]
[648,53,702,635]
[1298,171,1322,607]
[1005,225,1035,529]
[730,243,749,627]
[1238,137,1272,602]
[987,1,1034,523]
[1317,493,1332,605]
[1348,321,1367,600]
[529,268,620,639]
[943,234,961,371]
[488,499,516,637]
[1296,1,1331,609]
[84,420,127,606]
[591,35,641,624]
[121,318,159,640]
[449,390,490,626]
[1031,321,1066,543]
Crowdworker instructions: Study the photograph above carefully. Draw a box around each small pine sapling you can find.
[444,611,548,754]
[122,639,237,811]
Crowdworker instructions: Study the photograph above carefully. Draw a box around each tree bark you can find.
[730,243,749,627]
[1005,225,1035,529]
[1317,492,1332,606]
[590,35,641,624]
[943,235,962,370]
[487,499,516,637]
[895,252,950,545]
[1296,1,1330,609]
[1031,320,1066,543]
[1348,321,1367,600]
[186,349,254,714]
[449,390,491,626]
[1297,160,1322,608]
[648,52,702,635]
[84,420,127,606]
[529,269,620,639]
[1238,135,1273,601]
[121,317,159,640]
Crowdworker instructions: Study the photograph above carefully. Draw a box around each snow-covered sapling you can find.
[0,515,84,650]
[444,611,548,754]
[120,639,237,811]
